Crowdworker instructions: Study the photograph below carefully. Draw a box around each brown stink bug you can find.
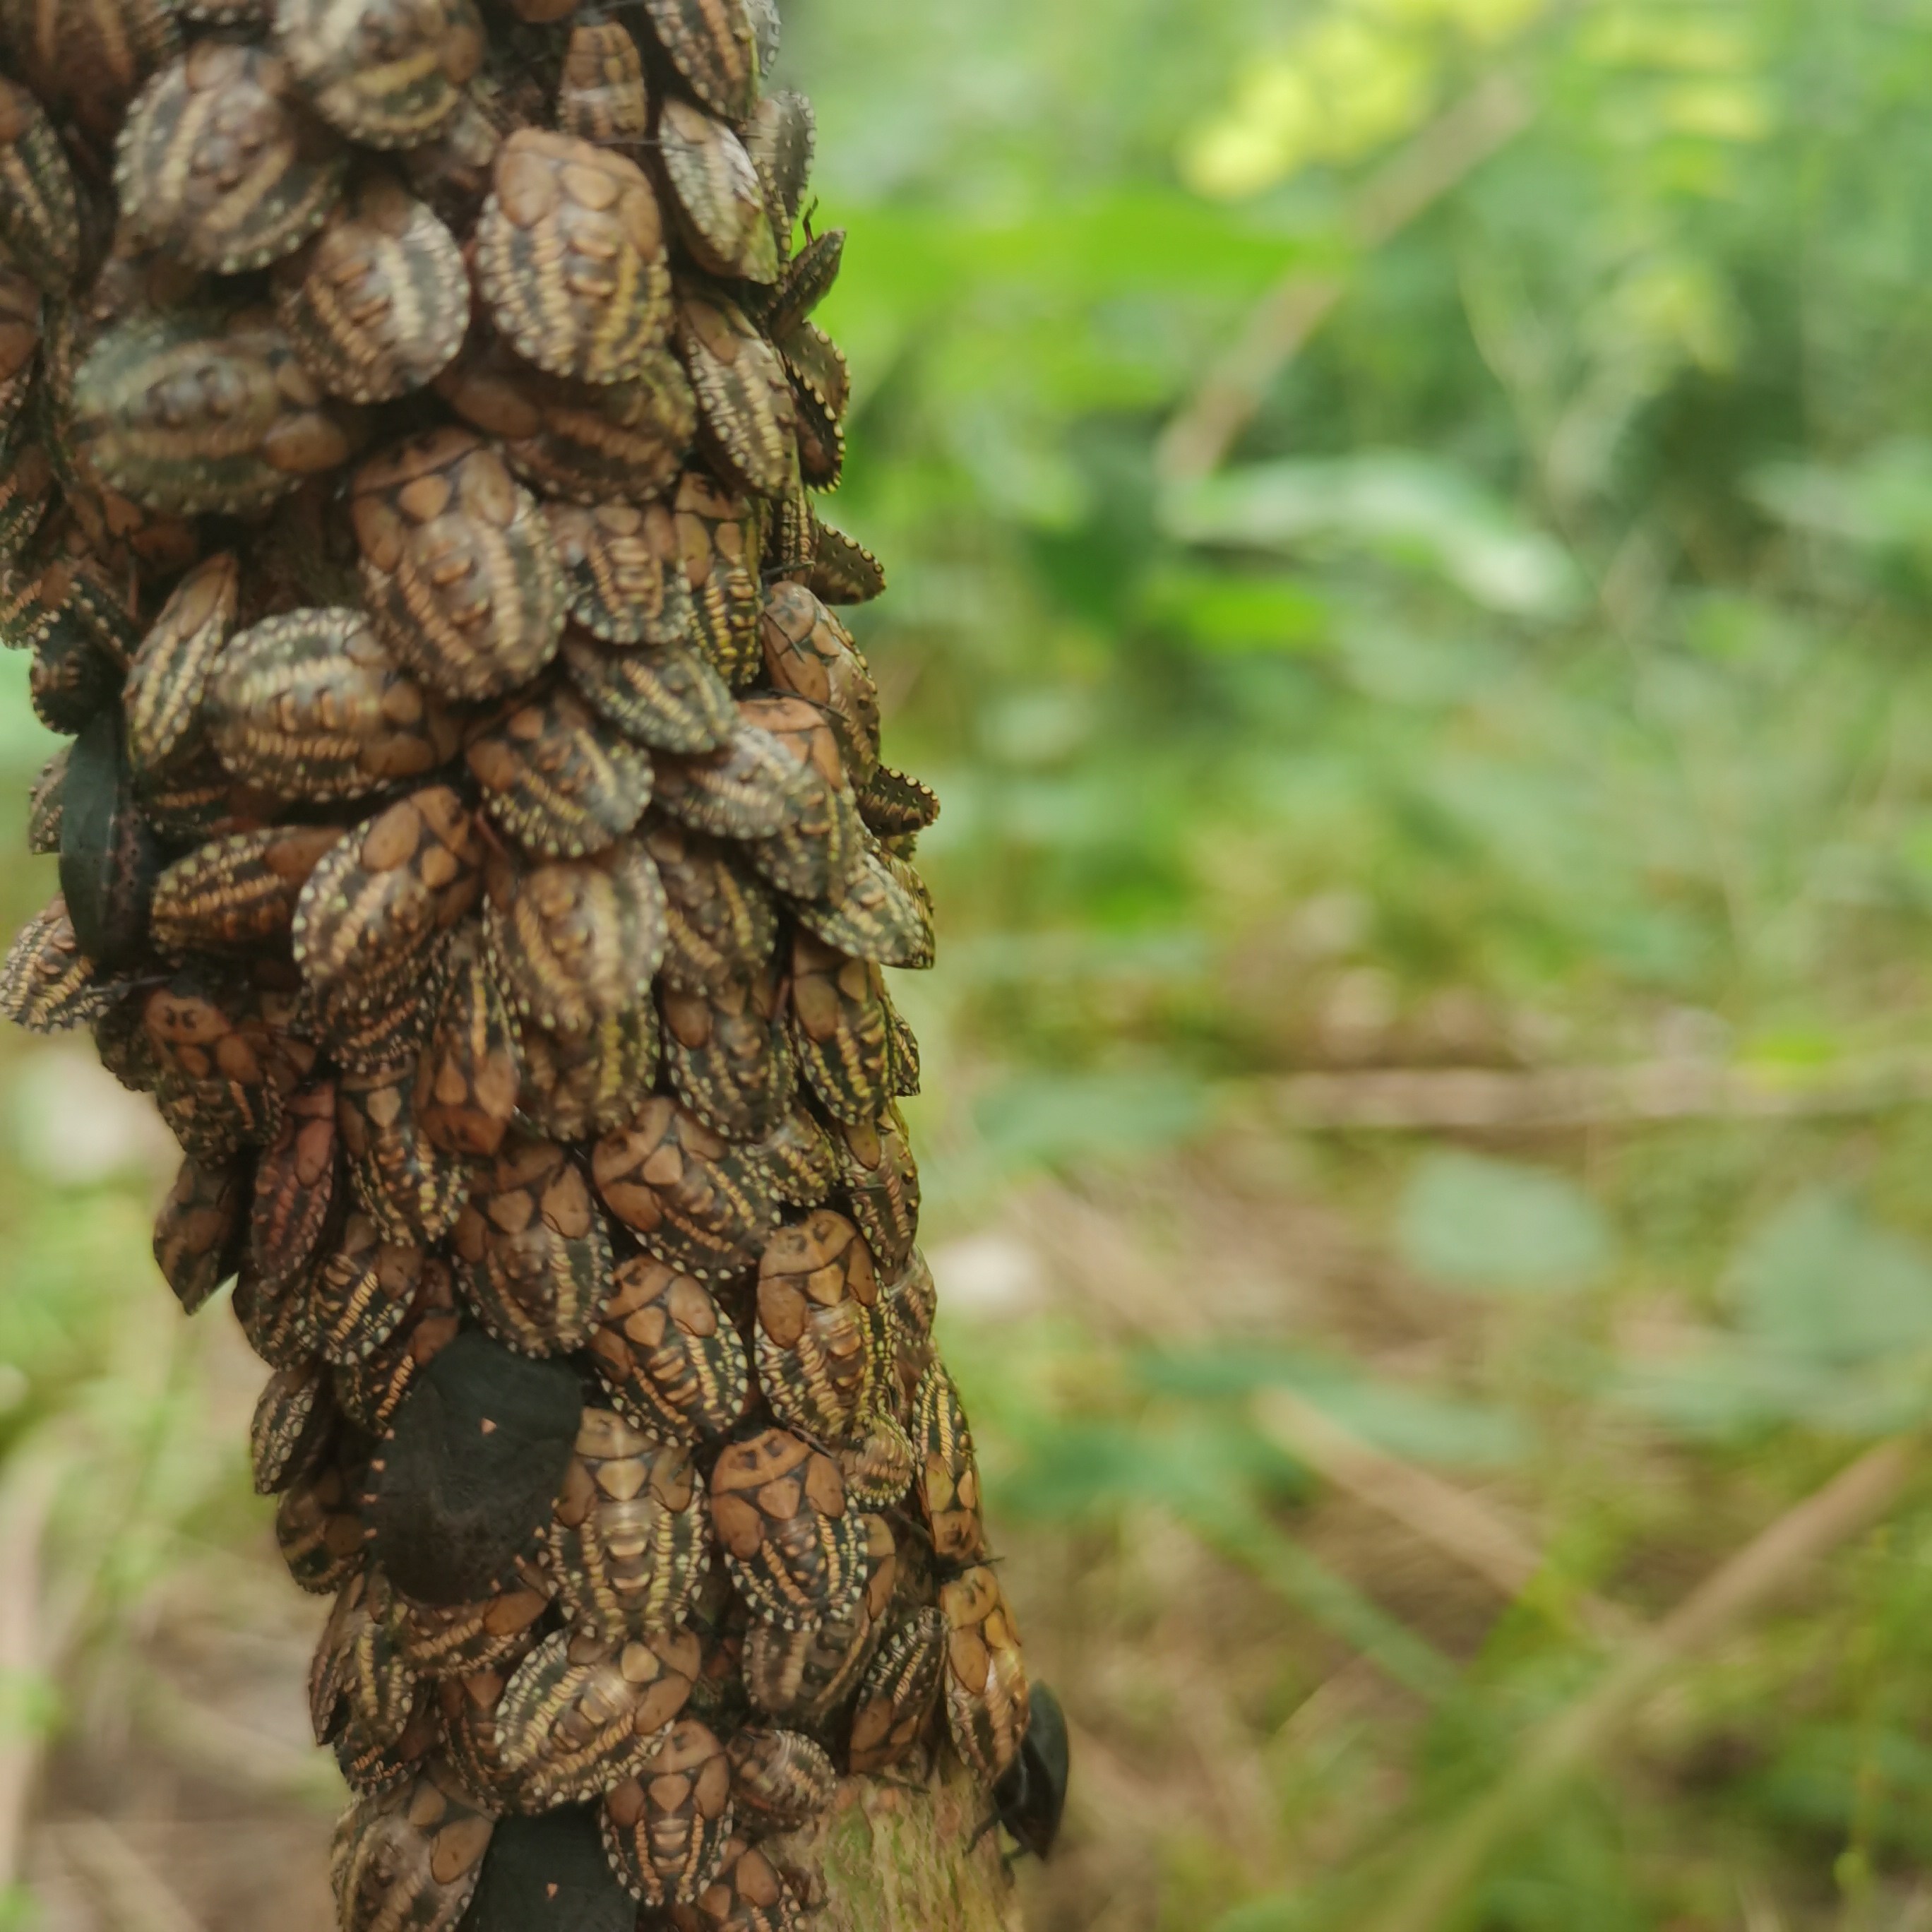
[304,1211,427,1364]
[742,1509,894,1724]
[235,1257,321,1371]
[831,1102,919,1277]
[755,229,845,345]
[0,78,80,291]
[415,936,521,1162]
[144,970,290,1161]
[707,1426,866,1632]
[941,1564,1030,1786]
[25,747,64,859]
[466,684,654,860]
[741,90,815,262]
[753,1209,879,1449]
[153,1150,249,1316]
[338,1062,474,1247]
[451,1131,614,1357]
[249,1081,340,1289]
[439,1664,522,1809]
[592,1097,776,1282]
[388,1556,553,1681]
[123,552,237,779]
[657,100,779,287]
[556,22,650,146]
[0,898,117,1034]
[547,503,694,648]
[674,286,797,503]
[116,44,348,273]
[880,1249,936,1426]
[251,1359,337,1496]
[328,1760,495,1932]
[758,583,878,785]
[838,1412,917,1513]
[734,696,864,902]
[276,0,482,149]
[652,718,808,843]
[754,1102,840,1211]
[516,1004,662,1145]
[310,1567,420,1769]
[672,467,763,688]
[645,820,777,996]
[587,1256,749,1445]
[601,1719,734,1908]
[475,132,671,387]
[792,842,935,972]
[207,607,460,804]
[724,1725,835,1837]
[150,828,347,960]
[633,0,759,121]
[333,1256,461,1434]
[352,429,566,704]
[668,1838,804,1932]
[549,1409,711,1642]
[484,842,667,1037]
[788,931,890,1128]
[275,1453,369,1595]
[561,627,737,758]
[660,962,794,1142]
[809,513,888,609]
[846,1606,946,1775]
[914,1359,986,1566]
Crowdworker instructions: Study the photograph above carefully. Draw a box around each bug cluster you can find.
[0,0,1053,1917]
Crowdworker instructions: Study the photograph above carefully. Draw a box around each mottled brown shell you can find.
[0,0,179,144]
[792,842,934,971]
[674,287,797,501]
[788,931,890,1127]
[660,962,794,1142]
[0,898,117,1032]
[832,1102,920,1277]
[636,0,759,121]
[304,1210,427,1363]
[275,1455,368,1594]
[496,1625,702,1810]
[647,820,778,997]
[562,628,737,758]
[837,1409,916,1512]
[311,1568,417,1760]
[415,936,521,1159]
[117,44,348,273]
[736,694,864,901]
[251,1358,335,1495]
[592,1097,775,1282]
[451,1129,613,1355]
[657,100,777,286]
[517,1003,661,1144]
[670,1839,804,1932]
[292,787,484,997]
[548,501,693,646]
[742,91,812,241]
[557,23,650,145]
[753,1209,878,1448]
[484,841,667,1034]
[333,1256,461,1433]
[915,1358,985,1566]
[278,178,470,403]
[758,583,878,783]
[653,718,808,842]
[847,1606,945,1775]
[328,1760,494,1932]
[706,1426,865,1631]
[466,683,653,858]
[549,1408,710,1640]
[154,1150,248,1314]
[150,827,345,958]
[881,1249,936,1425]
[122,555,238,779]
[236,1259,318,1371]
[742,1510,893,1723]
[756,1102,839,1211]
[588,1256,748,1444]
[144,972,292,1160]
[0,78,80,290]
[602,1718,734,1908]
[338,1061,473,1246]
[724,1725,835,1836]
[941,1564,1030,1784]
[73,312,363,516]
[207,607,458,801]
[809,513,888,608]
[475,131,671,386]
[352,428,566,703]
[26,745,66,858]
[674,467,763,688]
[277,0,483,148]
[388,1562,551,1680]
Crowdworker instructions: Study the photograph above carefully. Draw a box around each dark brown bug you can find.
[59,705,160,973]
[73,311,363,517]
[275,1453,369,1594]
[914,1359,985,1565]
[235,1258,319,1371]
[467,684,653,859]
[0,77,79,290]
[154,1151,249,1315]
[635,0,760,122]
[707,1426,866,1631]
[792,842,934,971]
[592,1097,776,1282]
[388,1556,553,1680]
[881,1248,936,1424]
[352,429,566,703]
[439,1664,522,1808]
[854,765,939,844]
[207,607,458,803]
[338,1062,474,1246]
[758,583,878,785]
[278,177,471,403]
[400,79,503,223]
[657,100,779,287]
[516,1003,661,1145]
[0,898,116,1033]
[660,963,794,1142]
[941,1564,1030,1785]
[561,627,737,758]
[144,970,290,1160]
[780,324,846,489]
[724,1726,835,1837]
[831,1102,919,1277]
[310,1567,419,1766]
[755,229,844,345]
[415,936,521,1161]
[742,1508,893,1722]
[251,1359,336,1496]
[755,1102,839,1211]
[305,936,454,1075]
[328,1760,495,1932]
[29,609,119,736]
[337,1686,451,1822]
[788,932,890,1128]
[475,131,671,387]
[807,513,887,609]
[305,1211,427,1363]
[116,44,347,272]
[674,287,797,503]
[0,442,55,584]
[333,1256,461,1433]
[846,1606,945,1775]
[277,0,484,148]
[668,1839,804,1932]
[647,821,778,997]
[734,695,863,902]
[451,1130,614,1356]
[652,718,809,842]
[150,827,347,959]
[588,1256,749,1445]
[741,90,814,254]
[0,0,179,138]
[673,468,763,688]
[292,787,484,999]
[753,1209,880,1449]
[547,503,693,648]
[495,1625,703,1809]
[26,745,67,857]
[838,1412,916,1512]
[761,483,816,588]
[884,991,922,1101]
[549,1408,710,1641]
[602,1718,734,1907]
[250,1080,340,1288]
[440,340,697,509]
[556,21,650,145]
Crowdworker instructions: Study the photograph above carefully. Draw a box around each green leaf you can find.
[1397,1152,1614,1295]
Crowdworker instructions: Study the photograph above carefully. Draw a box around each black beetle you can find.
[993,1680,1069,1859]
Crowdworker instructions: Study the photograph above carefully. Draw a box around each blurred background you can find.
[13,0,1932,1926]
